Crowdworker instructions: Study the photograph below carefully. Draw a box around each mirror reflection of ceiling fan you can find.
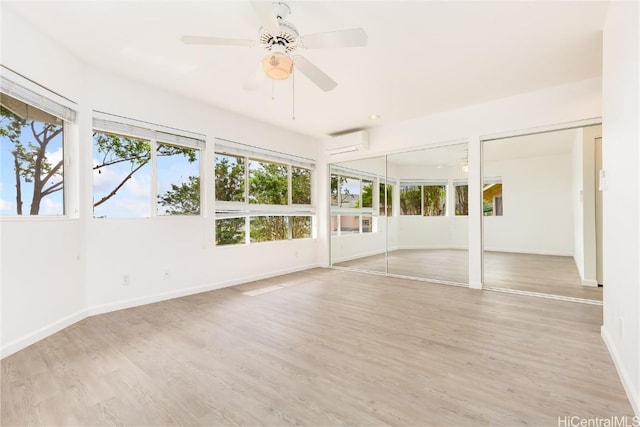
[180,2,368,92]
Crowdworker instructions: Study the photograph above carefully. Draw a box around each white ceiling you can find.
[4,1,607,138]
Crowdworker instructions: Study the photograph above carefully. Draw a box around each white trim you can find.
[480,117,602,142]
[93,112,205,149]
[485,286,603,305]
[87,263,319,316]
[483,248,574,257]
[215,138,315,170]
[0,65,77,122]
[581,279,599,287]
[330,248,386,264]
[1,308,87,359]
[601,326,640,416]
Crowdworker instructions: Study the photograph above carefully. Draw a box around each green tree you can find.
[400,186,421,215]
[423,185,446,216]
[249,161,287,204]
[93,134,198,211]
[455,185,469,215]
[158,176,200,215]
[292,167,311,204]
[216,217,245,245]
[379,183,392,216]
[215,154,245,202]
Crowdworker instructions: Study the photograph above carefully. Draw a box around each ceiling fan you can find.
[180,2,368,92]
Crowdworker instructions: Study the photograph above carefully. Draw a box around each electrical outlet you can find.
[123,274,130,286]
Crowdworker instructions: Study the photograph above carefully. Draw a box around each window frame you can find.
[214,139,315,245]
[92,114,205,219]
[1,69,77,218]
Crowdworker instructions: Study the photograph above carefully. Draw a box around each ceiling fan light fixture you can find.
[262,52,292,80]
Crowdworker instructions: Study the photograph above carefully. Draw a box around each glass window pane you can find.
[250,215,289,242]
[400,185,421,215]
[340,215,360,234]
[362,215,372,233]
[331,174,339,207]
[291,216,312,239]
[331,215,338,236]
[216,218,245,245]
[1,99,64,216]
[93,131,151,218]
[423,185,446,216]
[157,144,200,215]
[292,166,311,204]
[483,181,503,216]
[340,177,360,208]
[249,159,287,205]
[361,180,373,208]
[455,184,469,216]
[215,153,245,202]
[379,183,392,216]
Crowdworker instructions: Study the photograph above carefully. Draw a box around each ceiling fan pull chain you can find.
[272,79,275,101]
[292,65,296,120]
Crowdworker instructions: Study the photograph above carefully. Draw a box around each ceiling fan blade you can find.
[243,63,266,91]
[181,36,256,48]
[293,55,337,92]
[250,1,281,34]
[300,28,368,49]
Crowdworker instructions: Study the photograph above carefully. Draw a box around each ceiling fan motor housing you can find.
[258,2,299,53]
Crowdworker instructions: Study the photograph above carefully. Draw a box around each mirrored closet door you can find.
[329,143,469,285]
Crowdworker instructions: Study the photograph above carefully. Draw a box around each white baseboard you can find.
[484,248,573,257]
[331,249,386,264]
[582,279,599,287]
[601,325,640,416]
[87,263,320,316]
[2,264,319,360]
[1,308,87,359]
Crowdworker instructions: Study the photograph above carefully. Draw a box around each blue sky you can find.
[0,119,64,216]
[0,119,199,217]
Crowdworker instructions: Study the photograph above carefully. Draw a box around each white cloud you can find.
[47,147,63,167]
[0,198,15,213]
[40,197,63,215]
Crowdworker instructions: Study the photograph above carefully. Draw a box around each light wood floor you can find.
[335,249,603,301]
[1,268,630,426]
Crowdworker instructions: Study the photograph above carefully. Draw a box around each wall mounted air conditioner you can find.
[325,130,369,155]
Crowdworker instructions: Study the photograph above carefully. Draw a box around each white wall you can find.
[572,129,586,277]
[484,153,574,255]
[600,1,640,416]
[1,8,320,357]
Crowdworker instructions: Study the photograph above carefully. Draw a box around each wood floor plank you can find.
[1,268,631,426]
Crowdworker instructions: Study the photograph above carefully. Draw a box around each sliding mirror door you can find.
[482,125,603,301]
[386,144,469,284]
[330,156,388,273]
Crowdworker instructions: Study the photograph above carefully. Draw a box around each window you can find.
[423,185,446,216]
[292,167,311,204]
[92,131,151,218]
[361,180,373,208]
[215,153,245,202]
[1,95,67,216]
[454,182,469,216]
[400,185,421,215]
[362,215,372,233]
[249,159,288,205]
[92,115,203,219]
[291,216,312,239]
[330,167,380,235]
[157,144,200,215]
[340,215,360,235]
[216,217,245,246]
[483,178,503,216]
[379,183,392,216]
[214,140,314,245]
